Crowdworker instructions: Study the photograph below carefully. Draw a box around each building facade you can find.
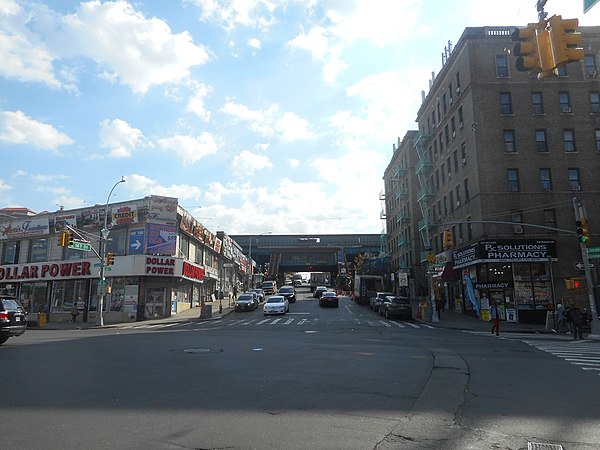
[384,25,600,324]
[0,196,248,323]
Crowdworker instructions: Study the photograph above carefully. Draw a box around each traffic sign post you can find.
[575,261,595,270]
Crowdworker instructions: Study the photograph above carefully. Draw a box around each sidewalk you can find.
[30,301,235,331]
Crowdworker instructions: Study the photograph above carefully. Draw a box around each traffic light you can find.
[512,23,555,75]
[106,252,115,266]
[58,231,67,247]
[576,219,590,244]
[443,229,454,250]
[548,16,584,68]
[65,231,74,247]
[566,277,587,290]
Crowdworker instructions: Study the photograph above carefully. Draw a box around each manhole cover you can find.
[528,443,563,450]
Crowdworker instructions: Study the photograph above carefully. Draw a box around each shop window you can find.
[2,241,19,264]
[106,228,127,255]
[29,238,48,263]
[51,279,88,313]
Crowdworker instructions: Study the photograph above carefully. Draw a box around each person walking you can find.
[555,303,567,333]
[567,304,584,340]
[490,300,500,336]
[71,300,79,323]
[435,296,444,320]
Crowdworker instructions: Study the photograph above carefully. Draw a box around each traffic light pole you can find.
[573,198,600,338]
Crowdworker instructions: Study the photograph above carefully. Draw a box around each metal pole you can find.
[97,177,125,326]
[573,197,600,338]
[248,236,253,291]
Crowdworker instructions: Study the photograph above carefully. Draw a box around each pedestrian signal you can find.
[565,277,587,290]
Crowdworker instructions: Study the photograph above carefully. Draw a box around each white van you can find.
[261,280,277,295]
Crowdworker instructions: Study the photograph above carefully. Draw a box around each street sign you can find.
[584,0,599,13]
[69,241,92,251]
[398,272,408,287]
[587,246,600,259]
[575,261,595,270]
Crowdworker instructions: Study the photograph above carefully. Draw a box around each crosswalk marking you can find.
[463,330,600,375]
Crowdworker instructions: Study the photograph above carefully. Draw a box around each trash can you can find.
[37,312,47,328]
[200,304,212,319]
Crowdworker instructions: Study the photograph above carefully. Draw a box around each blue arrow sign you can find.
[585,0,599,13]
[129,229,145,254]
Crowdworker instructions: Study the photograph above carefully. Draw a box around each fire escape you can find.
[413,130,434,261]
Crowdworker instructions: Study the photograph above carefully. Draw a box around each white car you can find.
[263,295,289,315]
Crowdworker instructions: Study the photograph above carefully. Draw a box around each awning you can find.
[432,263,454,281]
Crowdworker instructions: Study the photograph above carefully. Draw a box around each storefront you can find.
[452,239,557,325]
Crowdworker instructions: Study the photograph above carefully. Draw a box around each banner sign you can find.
[0,217,50,240]
[452,239,557,269]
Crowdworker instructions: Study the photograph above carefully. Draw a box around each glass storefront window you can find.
[106,228,127,255]
[19,281,48,313]
[2,241,19,264]
[512,263,550,310]
[108,276,139,312]
[51,279,87,312]
[30,239,48,262]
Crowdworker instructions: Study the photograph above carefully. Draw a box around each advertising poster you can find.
[54,213,77,232]
[147,195,177,226]
[0,217,50,240]
[146,223,177,255]
[112,204,138,226]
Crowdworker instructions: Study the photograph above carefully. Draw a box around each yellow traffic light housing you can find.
[443,229,454,250]
[576,219,590,244]
[512,24,541,72]
[65,231,74,247]
[58,231,67,247]
[106,252,115,266]
[548,16,584,68]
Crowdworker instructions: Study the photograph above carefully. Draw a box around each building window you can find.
[507,169,519,192]
[455,185,461,204]
[496,54,509,78]
[559,92,571,113]
[539,169,552,191]
[461,141,467,162]
[585,54,597,76]
[453,150,459,172]
[568,168,581,190]
[2,241,19,264]
[451,116,456,136]
[556,66,567,77]
[531,92,544,114]
[563,129,576,152]
[535,129,548,152]
[458,106,464,124]
[500,92,512,114]
[29,239,48,263]
[596,130,600,151]
[464,178,470,201]
[591,92,600,113]
[445,124,450,143]
[544,209,557,230]
[504,129,516,152]
[443,93,448,114]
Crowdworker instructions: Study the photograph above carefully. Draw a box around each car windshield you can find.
[279,287,293,293]
[390,298,409,304]
[1,299,21,310]
[267,297,284,303]
[322,292,336,297]
[238,295,253,301]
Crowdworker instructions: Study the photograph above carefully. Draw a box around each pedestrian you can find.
[71,300,79,323]
[233,284,238,300]
[555,303,567,333]
[567,304,584,340]
[490,300,500,336]
[435,296,444,320]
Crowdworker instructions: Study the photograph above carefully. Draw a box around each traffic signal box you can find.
[106,252,115,266]
[512,16,584,78]
[57,231,74,247]
[565,277,587,290]
[576,219,590,244]
[443,229,454,250]
[548,16,584,68]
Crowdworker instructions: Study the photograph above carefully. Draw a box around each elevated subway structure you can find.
[231,234,384,283]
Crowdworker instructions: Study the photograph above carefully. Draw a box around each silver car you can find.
[263,295,289,315]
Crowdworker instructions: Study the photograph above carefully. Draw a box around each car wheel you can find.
[0,334,9,345]
[385,310,389,319]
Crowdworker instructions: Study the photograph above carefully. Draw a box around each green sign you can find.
[588,246,600,259]
[69,241,92,251]
[584,0,599,13]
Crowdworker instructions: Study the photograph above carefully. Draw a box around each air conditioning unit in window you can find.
[459,121,464,129]
[456,87,461,95]
[562,106,572,113]
[462,158,466,165]
[589,70,598,77]
[456,201,461,207]
[513,225,524,234]
[449,98,453,105]
[452,130,456,138]
[572,184,581,191]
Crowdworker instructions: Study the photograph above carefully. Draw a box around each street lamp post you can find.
[97,177,126,326]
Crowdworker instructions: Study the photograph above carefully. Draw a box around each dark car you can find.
[313,286,328,298]
[235,293,257,312]
[278,286,296,303]
[319,291,339,307]
[369,292,395,313]
[0,297,28,345]
[380,296,412,319]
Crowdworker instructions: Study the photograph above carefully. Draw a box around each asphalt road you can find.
[2,287,600,450]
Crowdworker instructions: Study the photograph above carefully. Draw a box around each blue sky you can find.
[1,0,599,235]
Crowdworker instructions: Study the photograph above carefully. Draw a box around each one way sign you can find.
[575,261,595,270]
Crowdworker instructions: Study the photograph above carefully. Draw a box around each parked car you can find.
[250,288,265,302]
[0,296,27,345]
[278,286,296,303]
[380,296,412,319]
[319,291,339,307]
[293,279,302,287]
[262,280,277,295]
[369,292,395,313]
[313,286,328,298]
[235,293,257,312]
[263,296,289,315]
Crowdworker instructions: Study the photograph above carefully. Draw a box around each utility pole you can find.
[572,197,600,338]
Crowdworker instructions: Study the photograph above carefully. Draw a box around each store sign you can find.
[473,281,513,290]
[145,257,175,275]
[0,260,93,281]
[0,217,50,240]
[182,262,205,282]
[452,239,557,269]
[112,204,138,226]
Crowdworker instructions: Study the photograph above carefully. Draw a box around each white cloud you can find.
[287,158,300,168]
[185,81,212,121]
[191,0,280,31]
[59,1,210,94]
[221,101,315,141]
[231,149,273,175]
[99,118,147,158]
[247,37,261,50]
[0,178,12,192]
[126,173,202,201]
[0,110,73,150]
[156,132,220,165]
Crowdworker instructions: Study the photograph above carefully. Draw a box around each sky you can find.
[1,0,600,236]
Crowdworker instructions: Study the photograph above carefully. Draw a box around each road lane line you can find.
[378,320,391,328]
[270,318,282,324]
[257,319,271,325]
